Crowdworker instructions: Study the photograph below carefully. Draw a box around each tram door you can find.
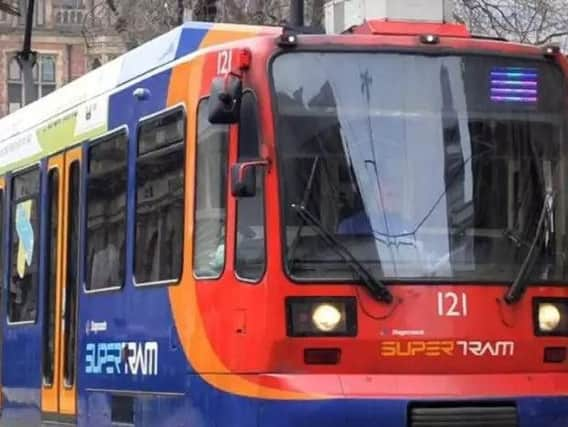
[41,148,81,420]
[0,177,4,412]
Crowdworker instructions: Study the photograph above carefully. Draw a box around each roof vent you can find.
[324,0,455,34]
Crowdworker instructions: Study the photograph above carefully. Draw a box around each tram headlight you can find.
[539,303,561,332]
[286,297,357,337]
[535,299,568,336]
[312,304,342,332]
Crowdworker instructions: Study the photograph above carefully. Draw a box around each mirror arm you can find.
[237,160,270,181]
[220,70,243,104]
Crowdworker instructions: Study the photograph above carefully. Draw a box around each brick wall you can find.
[0,0,124,119]
[0,37,87,117]
[69,43,87,80]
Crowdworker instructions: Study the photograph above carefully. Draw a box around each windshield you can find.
[272,52,568,282]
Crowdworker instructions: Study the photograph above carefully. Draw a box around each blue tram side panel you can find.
[77,70,192,426]
[0,74,193,427]
[0,22,223,427]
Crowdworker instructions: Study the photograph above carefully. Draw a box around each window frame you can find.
[0,185,5,328]
[234,90,267,284]
[42,167,59,387]
[62,158,80,387]
[133,103,187,288]
[7,53,57,113]
[7,164,41,326]
[192,96,230,281]
[83,126,129,295]
[18,0,46,27]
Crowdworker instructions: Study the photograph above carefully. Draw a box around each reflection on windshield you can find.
[273,52,568,282]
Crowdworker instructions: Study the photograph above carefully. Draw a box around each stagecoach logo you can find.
[380,329,426,337]
[85,320,107,335]
[379,340,515,357]
[85,341,159,376]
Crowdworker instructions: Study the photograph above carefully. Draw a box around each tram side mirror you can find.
[208,74,243,124]
[231,160,269,198]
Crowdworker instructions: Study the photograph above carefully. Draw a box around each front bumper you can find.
[258,396,568,426]
[252,373,568,427]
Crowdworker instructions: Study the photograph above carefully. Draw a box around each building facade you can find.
[0,0,124,118]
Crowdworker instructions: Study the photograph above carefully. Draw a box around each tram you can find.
[0,0,567,425]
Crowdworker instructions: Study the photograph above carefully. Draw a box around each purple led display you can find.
[490,67,538,104]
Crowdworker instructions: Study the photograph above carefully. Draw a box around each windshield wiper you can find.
[288,156,320,268]
[504,191,554,304]
[290,203,393,304]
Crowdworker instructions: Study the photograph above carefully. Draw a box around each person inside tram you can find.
[90,231,121,289]
[337,179,413,238]
[335,177,440,277]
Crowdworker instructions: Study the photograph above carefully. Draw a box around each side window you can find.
[235,93,266,281]
[42,169,58,386]
[193,99,229,278]
[9,167,40,323]
[135,108,185,284]
[86,131,127,291]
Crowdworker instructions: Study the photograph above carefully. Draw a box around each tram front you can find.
[262,28,568,427]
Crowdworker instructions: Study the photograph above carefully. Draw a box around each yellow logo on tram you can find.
[379,340,515,357]
[380,341,455,357]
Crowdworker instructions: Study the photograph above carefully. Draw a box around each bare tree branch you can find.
[193,0,217,21]
[455,0,568,46]
[81,0,326,55]
[536,30,568,45]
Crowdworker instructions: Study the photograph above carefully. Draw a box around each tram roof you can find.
[0,21,277,174]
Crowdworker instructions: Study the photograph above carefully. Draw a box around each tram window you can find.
[193,98,229,278]
[8,167,40,323]
[135,108,185,284]
[235,92,266,281]
[43,169,58,386]
[86,131,127,290]
[64,161,80,386]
